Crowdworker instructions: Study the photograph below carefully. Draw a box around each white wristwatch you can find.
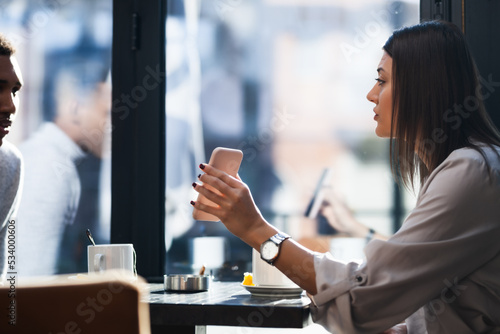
[260,232,290,265]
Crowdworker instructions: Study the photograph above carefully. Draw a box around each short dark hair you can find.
[383,20,500,189]
[0,34,15,56]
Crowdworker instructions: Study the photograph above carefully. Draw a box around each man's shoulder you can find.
[0,141,22,170]
[20,123,82,162]
[0,141,22,193]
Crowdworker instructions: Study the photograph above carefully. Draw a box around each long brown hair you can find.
[383,20,500,189]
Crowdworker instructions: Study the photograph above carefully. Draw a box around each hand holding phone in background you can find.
[305,168,369,238]
[319,184,385,240]
[304,168,333,220]
[320,193,362,237]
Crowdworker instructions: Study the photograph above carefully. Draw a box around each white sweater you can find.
[17,123,85,276]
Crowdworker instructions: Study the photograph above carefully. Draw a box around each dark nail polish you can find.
[197,174,201,179]
[190,201,195,206]
[199,163,205,170]
[192,182,197,188]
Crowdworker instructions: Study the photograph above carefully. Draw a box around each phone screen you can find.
[304,168,332,219]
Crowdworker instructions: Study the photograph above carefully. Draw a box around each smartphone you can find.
[192,147,244,221]
[304,168,333,219]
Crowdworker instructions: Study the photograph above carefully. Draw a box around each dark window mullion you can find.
[111,0,166,280]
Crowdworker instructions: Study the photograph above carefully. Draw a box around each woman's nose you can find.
[366,83,378,104]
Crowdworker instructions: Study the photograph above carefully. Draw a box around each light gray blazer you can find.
[311,143,500,333]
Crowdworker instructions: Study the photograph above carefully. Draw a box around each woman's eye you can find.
[375,78,385,86]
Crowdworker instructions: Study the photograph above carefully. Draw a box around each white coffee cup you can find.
[191,237,227,269]
[252,248,297,287]
[329,237,366,263]
[88,244,136,275]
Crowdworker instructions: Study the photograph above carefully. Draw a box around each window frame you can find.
[111,0,166,280]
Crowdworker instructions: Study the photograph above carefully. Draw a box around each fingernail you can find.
[192,182,197,188]
[199,163,205,170]
[190,201,195,206]
[197,174,201,179]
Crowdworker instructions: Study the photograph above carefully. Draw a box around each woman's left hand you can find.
[191,163,276,248]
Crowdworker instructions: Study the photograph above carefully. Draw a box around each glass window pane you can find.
[165,0,419,279]
[0,0,113,276]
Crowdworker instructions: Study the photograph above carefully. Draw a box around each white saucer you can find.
[241,284,303,298]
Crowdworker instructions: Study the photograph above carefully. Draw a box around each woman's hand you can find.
[191,163,277,248]
[193,163,318,294]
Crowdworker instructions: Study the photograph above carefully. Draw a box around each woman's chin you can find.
[375,128,391,138]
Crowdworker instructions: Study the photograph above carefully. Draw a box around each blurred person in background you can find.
[0,34,23,282]
[17,63,110,276]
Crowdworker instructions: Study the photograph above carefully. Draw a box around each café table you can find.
[148,281,312,334]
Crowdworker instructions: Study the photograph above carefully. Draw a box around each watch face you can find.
[261,241,279,261]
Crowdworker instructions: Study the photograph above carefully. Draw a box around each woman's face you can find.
[366,52,393,138]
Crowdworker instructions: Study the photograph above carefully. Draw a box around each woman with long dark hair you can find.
[191,21,500,333]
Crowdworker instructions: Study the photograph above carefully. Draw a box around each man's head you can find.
[0,34,23,147]
[0,34,15,57]
[53,62,111,158]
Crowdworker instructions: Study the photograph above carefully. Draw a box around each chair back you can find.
[0,270,150,334]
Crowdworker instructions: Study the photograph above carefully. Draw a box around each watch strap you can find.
[270,232,290,245]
